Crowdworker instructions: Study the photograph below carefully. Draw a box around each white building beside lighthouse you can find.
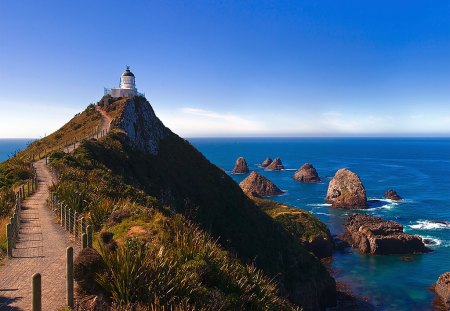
[105,66,145,98]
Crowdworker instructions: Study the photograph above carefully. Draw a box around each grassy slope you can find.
[70,119,335,309]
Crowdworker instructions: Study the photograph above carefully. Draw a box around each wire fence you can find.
[6,169,38,257]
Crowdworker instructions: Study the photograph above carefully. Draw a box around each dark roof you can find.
[121,66,135,77]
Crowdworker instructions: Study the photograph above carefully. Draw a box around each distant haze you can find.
[1,1,449,138]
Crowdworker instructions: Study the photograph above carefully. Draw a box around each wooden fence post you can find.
[60,204,64,226]
[82,233,87,249]
[32,273,42,311]
[74,212,78,238]
[66,247,74,308]
[6,223,12,257]
[87,225,93,248]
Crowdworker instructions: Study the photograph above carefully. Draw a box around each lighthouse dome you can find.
[122,66,135,77]
[120,66,136,90]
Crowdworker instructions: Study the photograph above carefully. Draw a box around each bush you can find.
[74,247,106,294]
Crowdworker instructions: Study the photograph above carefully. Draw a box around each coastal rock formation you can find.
[266,157,284,170]
[107,96,169,155]
[260,157,273,168]
[384,189,402,201]
[232,156,249,174]
[326,169,367,208]
[293,163,320,182]
[239,171,284,197]
[435,272,450,309]
[342,214,431,255]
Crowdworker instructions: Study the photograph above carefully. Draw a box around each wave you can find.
[306,203,332,207]
[313,212,330,216]
[409,220,450,230]
[419,235,450,248]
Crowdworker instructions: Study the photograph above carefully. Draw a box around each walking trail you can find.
[0,106,112,311]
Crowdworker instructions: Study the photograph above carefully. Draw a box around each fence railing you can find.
[6,170,38,257]
[49,193,93,248]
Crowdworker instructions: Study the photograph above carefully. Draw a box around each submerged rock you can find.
[342,214,431,255]
[260,157,273,168]
[239,171,284,197]
[232,156,249,174]
[326,168,367,208]
[384,189,402,201]
[266,157,284,171]
[293,163,320,182]
[435,272,450,309]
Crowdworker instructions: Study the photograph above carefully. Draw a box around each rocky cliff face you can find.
[326,168,367,208]
[435,272,450,309]
[294,163,320,182]
[343,214,430,255]
[260,157,273,168]
[240,171,284,197]
[232,156,250,174]
[109,96,169,155]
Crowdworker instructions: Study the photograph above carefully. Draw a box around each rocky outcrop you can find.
[342,214,431,255]
[260,157,273,168]
[232,156,249,174]
[239,171,284,197]
[435,272,450,309]
[384,189,402,201]
[111,96,169,155]
[266,157,284,171]
[293,163,320,182]
[326,169,367,208]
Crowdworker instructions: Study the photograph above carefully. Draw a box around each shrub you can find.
[74,247,106,294]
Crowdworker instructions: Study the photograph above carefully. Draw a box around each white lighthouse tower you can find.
[105,66,144,98]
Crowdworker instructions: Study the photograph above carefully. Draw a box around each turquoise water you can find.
[189,138,450,311]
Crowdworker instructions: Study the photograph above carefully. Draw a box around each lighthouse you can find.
[105,66,144,98]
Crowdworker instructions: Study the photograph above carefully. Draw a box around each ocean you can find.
[1,137,449,310]
[189,137,450,311]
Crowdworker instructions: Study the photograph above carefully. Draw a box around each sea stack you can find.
[239,171,284,197]
[384,189,402,201]
[435,272,450,309]
[260,157,273,168]
[326,168,367,208]
[232,156,249,174]
[343,214,431,255]
[293,163,320,182]
[266,157,284,171]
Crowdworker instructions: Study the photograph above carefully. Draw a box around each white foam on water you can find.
[409,220,450,230]
[313,212,331,216]
[419,235,442,247]
[307,203,332,207]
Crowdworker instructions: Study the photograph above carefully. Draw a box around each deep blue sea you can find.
[1,138,449,310]
[189,137,450,311]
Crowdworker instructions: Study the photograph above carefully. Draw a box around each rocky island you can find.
[435,272,450,309]
[326,168,367,208]
[294,163,320,182]
[342,214,430,255]
[232,156,249,174]
[260,157,273,168]
[384,189,402,201]
[239,171,284,197]
[266,157,285,170]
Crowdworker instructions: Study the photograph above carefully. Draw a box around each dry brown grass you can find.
[0,216,9,260]
[16,104,102,161]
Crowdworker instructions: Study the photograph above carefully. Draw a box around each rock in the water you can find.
[293,163,320,182]
[326,168,367,208]
[266,157,284,171]
[384,189,402,201]
[260,157,273,168]
[435,272,450,309]
[342,214,431,255]
[239,171,284,197]
[232,156,249,174]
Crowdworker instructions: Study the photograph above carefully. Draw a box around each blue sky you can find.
[0,1,449,137]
